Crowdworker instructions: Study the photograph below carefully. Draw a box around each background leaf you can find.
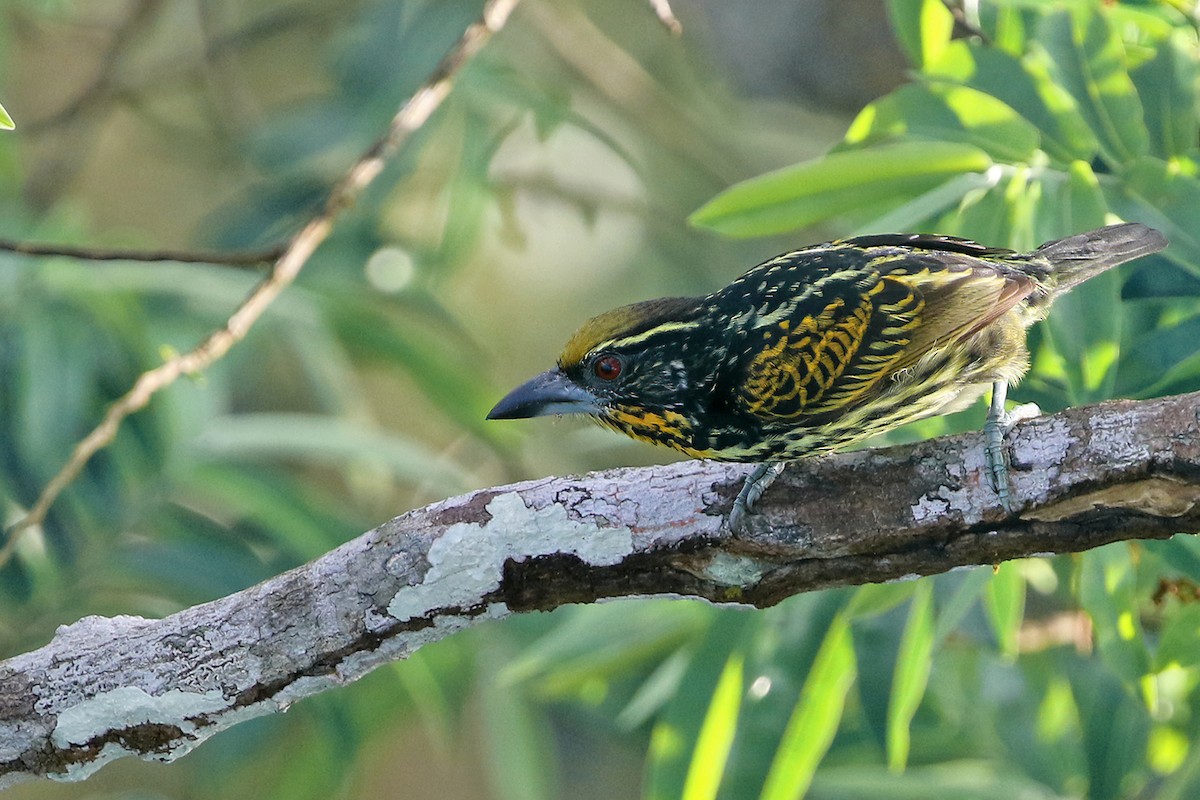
[689,141,993,237]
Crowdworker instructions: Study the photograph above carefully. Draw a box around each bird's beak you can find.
[487,368,601,419]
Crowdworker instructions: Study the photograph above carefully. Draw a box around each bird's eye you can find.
[593,354,623,381]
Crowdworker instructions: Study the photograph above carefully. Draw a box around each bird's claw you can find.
[729,462,786,534]
[984,399,1040,514]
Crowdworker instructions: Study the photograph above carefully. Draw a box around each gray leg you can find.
[984,380,1040,513]
[729,462,786,533]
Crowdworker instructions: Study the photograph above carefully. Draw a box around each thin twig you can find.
[0,239,284,268]
[646,0,682,35]
[0,0,523,564]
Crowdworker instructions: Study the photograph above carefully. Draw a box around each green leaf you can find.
[194,413,473,491]
[988,4,1027,56]
[758,615,857,800]
[951,173,1014,246]
[0,102,13,131]
[617,648,693,730]
[857,171,1000,234]
[929,41,1099,164]
[179,464,349,560]
[888,0,955,68]
[329,293,503,442]
[888,581,935,772]
[1154,605,1200,672]
[1069,662,1151,800]
[1051,158,1109,236]
[1036,10,1148,167]
[1130,30,1200,160]
[845,82,1041,163]
[1078,545,1151,685]
[689,141,993,238]
[1111,156,1200,272]
[1036,161,1120,403]
[721,592,852,797]
[1143,538,1200,587]
[810,760,1068,799]
[481,669,560,800]
[933,568,992,645]
[950,166,1044,251]
[985,562,1026,659]
[846,581,917,619]
[501,600,707,698]
[645,611,757,800]
[1114,313,1200,399]
[681,653,744,800]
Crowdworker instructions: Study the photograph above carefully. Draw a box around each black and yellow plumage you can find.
[488,223,1167,522]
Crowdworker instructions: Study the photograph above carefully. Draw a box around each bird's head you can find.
[487,296,711,451]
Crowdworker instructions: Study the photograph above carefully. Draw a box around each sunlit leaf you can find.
[722,591,853,796]
[1036,9,1148,167]
[1035,161,1120,403]
[759,615,856,800]
[887,0,955,68]
[888,581,935,772]
[857,170,1001,234]
[845,82,1041,163]
[0,102,13,131]
[680,653,744,800]
[1130,30,1200,160]
[847,581,917,619]
[929,41,1098,164]
[645,611,757,800]
[690,141,993,237]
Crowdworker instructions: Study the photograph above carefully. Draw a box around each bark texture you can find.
[2,391,1199,786]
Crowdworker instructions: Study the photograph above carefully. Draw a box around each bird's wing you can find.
[881,254,1034,372]
[729,247,1032,422]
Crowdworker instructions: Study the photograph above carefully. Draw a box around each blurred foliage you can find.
[0,0,1199,798]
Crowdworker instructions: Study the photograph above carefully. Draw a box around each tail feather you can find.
[1034,222,1168,293]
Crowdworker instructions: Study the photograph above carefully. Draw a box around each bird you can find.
[487,223,1168,530]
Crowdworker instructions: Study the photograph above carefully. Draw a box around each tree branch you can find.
[1,392,1198,786]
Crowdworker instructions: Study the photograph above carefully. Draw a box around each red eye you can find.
[593,354,623,381]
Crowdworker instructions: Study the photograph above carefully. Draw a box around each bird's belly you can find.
[714,379,986,461]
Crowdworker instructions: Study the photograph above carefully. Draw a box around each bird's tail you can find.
[1034,222,1168,294]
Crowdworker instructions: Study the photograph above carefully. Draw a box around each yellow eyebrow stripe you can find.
[598,320,701,352]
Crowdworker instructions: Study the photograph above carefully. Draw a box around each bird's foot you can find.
[729,462,786,534]
[984,400,1040,514]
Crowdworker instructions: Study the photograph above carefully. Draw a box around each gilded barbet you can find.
[488,223,1167,528]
